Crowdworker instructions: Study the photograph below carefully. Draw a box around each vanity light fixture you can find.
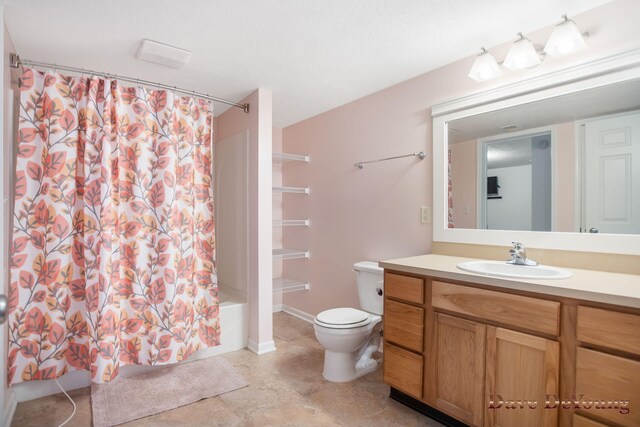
[503,33,542,71]
[544,15,587,57]
[468,14,588,81]
[468,47,503,82]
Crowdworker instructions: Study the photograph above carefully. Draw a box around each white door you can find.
[583,111,640,234]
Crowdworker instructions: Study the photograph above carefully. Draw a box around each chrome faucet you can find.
[507,242,538,266]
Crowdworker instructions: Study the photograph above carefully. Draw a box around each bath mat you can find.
[90,357,248,427]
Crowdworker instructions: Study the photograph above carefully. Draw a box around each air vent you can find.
[136,39,191,69]
[498,124,521,132]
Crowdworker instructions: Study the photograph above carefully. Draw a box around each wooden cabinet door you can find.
[433,313,486,426]
[485,327,559,427]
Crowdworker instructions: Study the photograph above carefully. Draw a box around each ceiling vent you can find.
[498,124,521,132]
[135,39,191,69]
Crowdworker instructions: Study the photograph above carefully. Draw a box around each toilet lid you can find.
[315,308,371,329]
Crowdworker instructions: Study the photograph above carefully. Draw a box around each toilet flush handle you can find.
[376,288,383,296]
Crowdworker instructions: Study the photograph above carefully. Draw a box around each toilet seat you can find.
[314,307,372,329]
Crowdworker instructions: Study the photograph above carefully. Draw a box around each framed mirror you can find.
[432,48,640,255]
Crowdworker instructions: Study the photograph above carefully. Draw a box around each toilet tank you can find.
[353,261,384,315]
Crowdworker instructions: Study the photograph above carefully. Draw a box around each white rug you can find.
[91,357,248,427]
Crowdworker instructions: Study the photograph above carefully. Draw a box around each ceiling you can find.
[5,0,611,127]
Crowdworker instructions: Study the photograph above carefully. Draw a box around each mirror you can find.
[431,49,640,255]
[447,78,640,235]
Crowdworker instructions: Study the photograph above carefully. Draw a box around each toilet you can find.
[313,261,384,382]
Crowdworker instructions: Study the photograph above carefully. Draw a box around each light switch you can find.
[421,206,431,224]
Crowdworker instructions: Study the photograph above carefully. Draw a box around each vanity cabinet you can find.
[430,282,560,427]
[382,270,640,427]
[574,306,640,427]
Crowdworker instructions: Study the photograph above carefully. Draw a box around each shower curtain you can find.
[8,68,220,385]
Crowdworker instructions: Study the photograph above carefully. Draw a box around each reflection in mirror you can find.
[447,79,640,235]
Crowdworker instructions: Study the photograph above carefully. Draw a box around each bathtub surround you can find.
[216,89,275,355]
[282,0,640,318]
[9,68,219,385]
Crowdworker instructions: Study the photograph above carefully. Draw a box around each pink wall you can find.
[450,139,477,229]
[282,0,640,316]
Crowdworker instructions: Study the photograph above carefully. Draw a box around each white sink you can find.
[457,260,573,280]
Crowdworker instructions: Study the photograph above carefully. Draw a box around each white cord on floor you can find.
[54,378,77,427]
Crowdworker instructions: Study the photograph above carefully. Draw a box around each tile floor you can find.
[12,312,441,426]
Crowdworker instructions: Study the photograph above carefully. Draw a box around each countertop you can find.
[379,254,640,309]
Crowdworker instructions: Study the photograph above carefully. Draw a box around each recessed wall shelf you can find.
[272,186,310,194]
[273,219,310,227]
[272,248,310,260]
[273,152,309,163]
[273,278,310,293]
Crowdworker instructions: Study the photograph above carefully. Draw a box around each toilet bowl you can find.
[313,261,384,382]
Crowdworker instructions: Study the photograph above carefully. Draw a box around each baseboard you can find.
[272,304,283,313]
[3,389,17,427]
[281,304,314,324]
[247,339,277,355]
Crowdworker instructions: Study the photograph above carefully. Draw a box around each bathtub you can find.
[13,284,249,402]
[191,284,249,359]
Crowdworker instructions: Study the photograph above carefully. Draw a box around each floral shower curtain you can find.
[8,68,220,385]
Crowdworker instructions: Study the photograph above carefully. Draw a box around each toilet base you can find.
[322,351,379,382]
[321,326,382,382]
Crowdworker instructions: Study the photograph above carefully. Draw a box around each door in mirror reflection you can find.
[481,131,552,231]
[581,111,640,234]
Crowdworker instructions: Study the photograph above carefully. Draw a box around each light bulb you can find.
[468,48,502,82]
[544,15,587,57]
[503,33,542,71]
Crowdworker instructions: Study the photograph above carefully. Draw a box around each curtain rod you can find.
[9,53,249,113]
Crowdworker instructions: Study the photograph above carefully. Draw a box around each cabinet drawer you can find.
[384,273,424,304]
[383,343,423,399]
[577,306,640,355]
[573,414,608,427]
[384,299,424,352]
[432,281,560,336]
[576,348,639,427]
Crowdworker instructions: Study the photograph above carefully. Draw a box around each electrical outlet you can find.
[421,206,431,224]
